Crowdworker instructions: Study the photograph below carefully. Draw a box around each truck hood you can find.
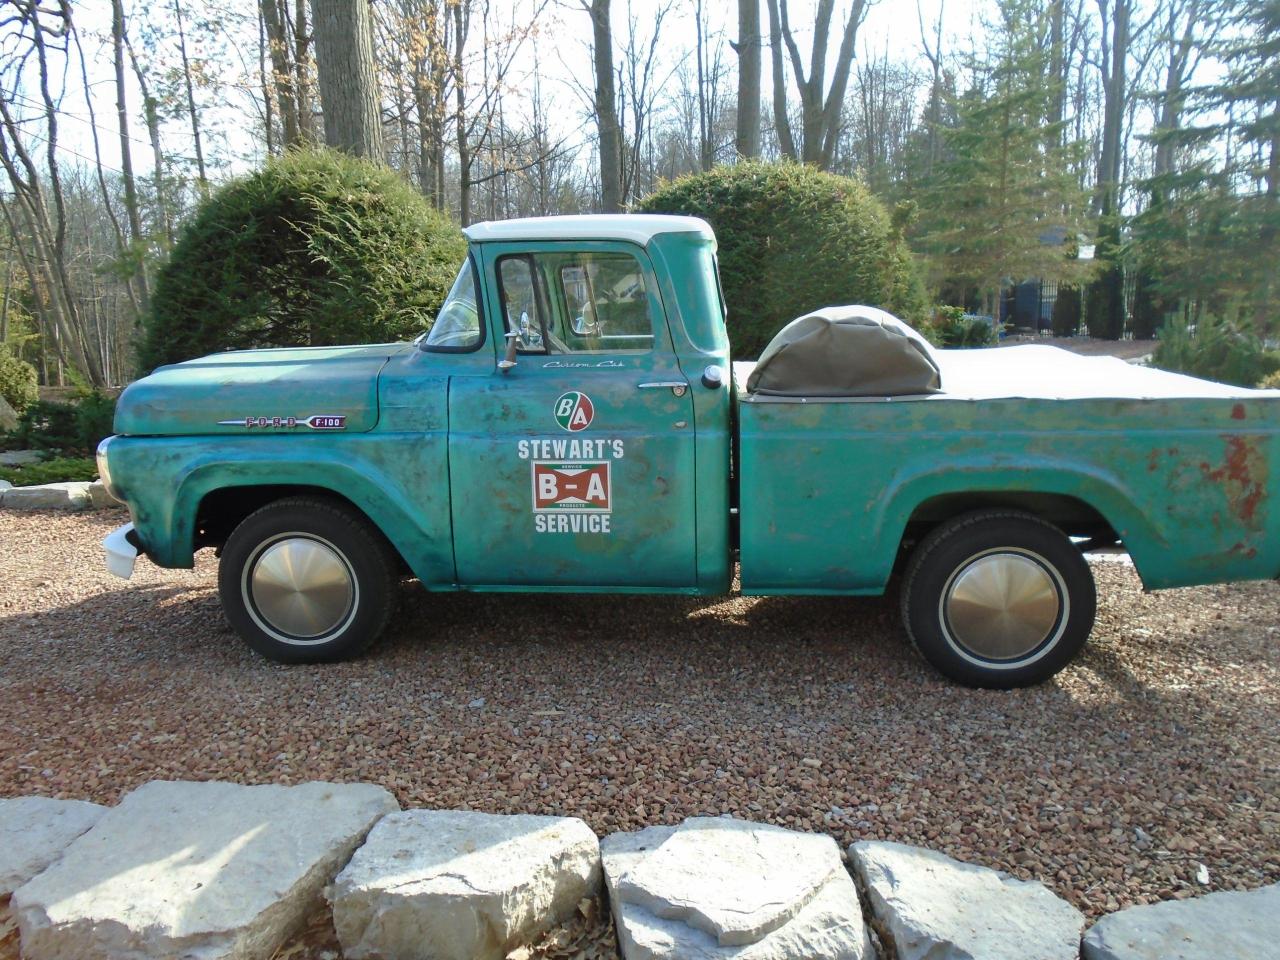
[114,343,414,436]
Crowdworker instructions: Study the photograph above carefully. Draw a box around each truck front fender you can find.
[110,435,455,585]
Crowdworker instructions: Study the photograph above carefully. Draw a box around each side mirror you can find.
[499,332,520,372]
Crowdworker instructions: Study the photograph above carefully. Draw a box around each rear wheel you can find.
[901,511,1096,688]
[217,497,397,663]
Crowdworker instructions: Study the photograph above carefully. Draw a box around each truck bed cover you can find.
[736,345,1276,403]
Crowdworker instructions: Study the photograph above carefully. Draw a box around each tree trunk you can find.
[111,0,149,313]
[1133,0,1200,338]
[125,32,174,249]
[590,0,623,212]
[453,0,472,224]
[763,0,796,160]
[312,0,385,160]
[696,0,712,171]
[173,0,209,195]
[734,0,761,158]
[258,8,276,155]
[261,0,300,147]
[1087,0,1129,340]
[766,0,868,169]
[294,0,316,141]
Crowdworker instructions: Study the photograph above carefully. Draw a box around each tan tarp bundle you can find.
[746,305,943,397]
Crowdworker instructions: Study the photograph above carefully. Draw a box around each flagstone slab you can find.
[850,840,1085,960]
[12,779,397,960]
[329,809,600,960]
[0,797,107,902]
[603,822,871,960]
[615,816,839,946]
[1081,882,1280,960]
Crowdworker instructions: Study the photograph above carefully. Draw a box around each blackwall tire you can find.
[901,510,1096,688]
[217,497,397,663]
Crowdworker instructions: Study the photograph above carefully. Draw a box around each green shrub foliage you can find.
[636,162,927,358]
[7,391,115,456]
[0,457,98,487]
[0,350,38,414]
[140,149,466,370]
[1152,313,1280,388]
[924,305,999,348]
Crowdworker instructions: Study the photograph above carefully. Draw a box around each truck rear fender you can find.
[877,462,1167,586]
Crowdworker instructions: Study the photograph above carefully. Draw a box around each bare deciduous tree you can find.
[765,0,873,169]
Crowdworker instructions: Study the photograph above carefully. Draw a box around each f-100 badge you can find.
[216,415,347,430]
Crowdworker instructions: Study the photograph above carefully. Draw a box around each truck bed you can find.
[734,347,1280,595]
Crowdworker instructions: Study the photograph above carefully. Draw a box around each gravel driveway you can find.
[2,510,1277,928]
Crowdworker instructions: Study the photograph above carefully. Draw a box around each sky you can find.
[43,0,991,182]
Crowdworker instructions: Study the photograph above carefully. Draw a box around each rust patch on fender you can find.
[1199,435,1267,529]
[1231,403,1246,420]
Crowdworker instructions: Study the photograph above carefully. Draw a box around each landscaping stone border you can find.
[0,480,117,511]
[0,780,1274,960]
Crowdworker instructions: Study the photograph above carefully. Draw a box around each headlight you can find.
[96,436,117,498]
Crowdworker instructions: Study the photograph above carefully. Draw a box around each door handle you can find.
[638,381,689,397]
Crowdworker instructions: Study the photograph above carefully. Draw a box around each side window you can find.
[422,258,483,351]
[497,256,547,353]
[556,252,654,353]
[497,250,657,356]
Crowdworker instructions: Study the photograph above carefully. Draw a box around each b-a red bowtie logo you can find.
[532,461,611,511]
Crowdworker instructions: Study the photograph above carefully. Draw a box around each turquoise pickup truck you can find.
[98,215,1280,687]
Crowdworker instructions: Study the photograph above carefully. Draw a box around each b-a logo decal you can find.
[553,391,594,432]
[532,461,611,511]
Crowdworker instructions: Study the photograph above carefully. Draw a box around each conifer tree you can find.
[911,0,1088,326]
[1132,0,1279,331]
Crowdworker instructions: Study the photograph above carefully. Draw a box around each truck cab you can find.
[98,215,1280,688]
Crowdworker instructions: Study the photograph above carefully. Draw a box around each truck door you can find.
[447,241,698,588]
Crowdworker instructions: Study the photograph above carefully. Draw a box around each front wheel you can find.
[217,497,398,663]
[900,511,1096,688]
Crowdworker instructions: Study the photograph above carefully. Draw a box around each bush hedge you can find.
[140,149,466,370]
[0,350,38,414]
[0,457,98,487]
[1151,314,1280,388]
[923,305,999,348]
[6,392,116,457]
[636,162,927,358]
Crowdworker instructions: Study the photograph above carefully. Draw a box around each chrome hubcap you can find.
[247,536,354,641]
[944,552,1062,661]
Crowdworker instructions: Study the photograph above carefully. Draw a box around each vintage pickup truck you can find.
[98,214,1280,687]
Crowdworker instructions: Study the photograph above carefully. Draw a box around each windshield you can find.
[422,258,482,351]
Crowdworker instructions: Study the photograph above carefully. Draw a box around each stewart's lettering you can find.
[518,438,624,460]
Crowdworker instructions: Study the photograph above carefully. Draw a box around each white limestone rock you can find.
[329,809,601,960]
[0,449,39,467]
[850,840,1085,960]
[0,482,92,511]
[0,797,107,901]
[1081,883,1280,960]
[87,480,121,509]
[617,816,840,946]
[13,779,397,960]
[603,822,872,960]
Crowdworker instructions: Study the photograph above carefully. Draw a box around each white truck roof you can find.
[462,214,715,247]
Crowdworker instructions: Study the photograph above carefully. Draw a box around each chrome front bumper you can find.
[103,522,138,579]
